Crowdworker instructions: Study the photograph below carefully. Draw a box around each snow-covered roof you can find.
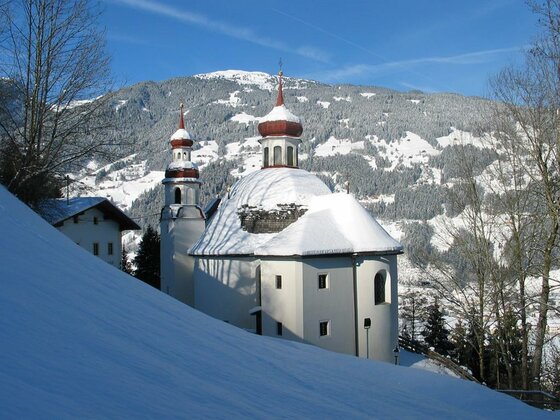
[38,197,140,231]
[260,104,300,124]
[255,193,403,256]
[170,128,192,141]
[190,169,402,257]
[190,168,331,255]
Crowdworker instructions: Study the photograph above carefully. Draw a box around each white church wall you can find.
[193,256,258,330]
[58,207,122,268]
[355,255,399,363]
[160,216,205,306]
[301,257,356,355]
[260,259,304,341]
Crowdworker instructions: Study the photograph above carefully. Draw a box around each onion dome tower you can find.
[258,71,303,168]
[160,104,205,306]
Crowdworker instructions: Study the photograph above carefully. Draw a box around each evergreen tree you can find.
[134,225,160,289]
[421,300,454,356]
[120,246,134,275]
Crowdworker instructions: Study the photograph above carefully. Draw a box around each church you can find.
[159,72,403,362]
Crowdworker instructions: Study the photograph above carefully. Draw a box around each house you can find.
[39,197,140,268]
[160,72,403,362]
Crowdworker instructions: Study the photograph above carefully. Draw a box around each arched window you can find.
[374,271,387,305]
[273,146,282,166]
[174,187,181,204]
[263,147,269,167]
[287,146,294,166]
[176,152,181,160]
[183,152,187,159]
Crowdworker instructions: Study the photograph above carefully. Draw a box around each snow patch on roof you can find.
[260,104,300,124]
[190,169,331,256]
[38,197,105,225]
[170,128,192,140]
[255,193,402,256]
[167,161,198,171]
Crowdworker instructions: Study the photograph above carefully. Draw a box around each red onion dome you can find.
[257,71,303,138]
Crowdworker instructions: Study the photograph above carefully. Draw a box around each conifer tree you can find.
[120,246,134,275]
[133,225,160,289]
[421,300,454,356]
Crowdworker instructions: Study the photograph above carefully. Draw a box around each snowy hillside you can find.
[0,187,550,418]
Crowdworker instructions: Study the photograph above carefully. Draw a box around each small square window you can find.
[320,320,330,337]
[93,242,99,256]
[93,217,98,225]
[276,322,283,336]
[108,242,113,255]
[73,215,79,224]
[276,275,282,289]
[318,274,328,289]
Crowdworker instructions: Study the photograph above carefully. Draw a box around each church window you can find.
[318,273,328,289]
[108,242,113,255]
[263,147,269,167]
[275,275,282,289]
[319,320,330,337]
[273,146,282,165]
[93,242,99,256]
[276,322,283,336]
[287,146,294,166]
[374,271,387,305]
[183,152,187,159]
[93,217,98,225]
[73,215,79,224]
[174,187,181,204]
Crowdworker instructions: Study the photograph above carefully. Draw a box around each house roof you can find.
[38,197,140,231]
[189,168,402,257]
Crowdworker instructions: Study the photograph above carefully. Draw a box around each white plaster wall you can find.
[193,257,258,330]
[301,257,356,355]
[355,255,399,363]
[260,136,301,166]
[260,259,303,341]
[160,215,205,306]
[58,207,122,268]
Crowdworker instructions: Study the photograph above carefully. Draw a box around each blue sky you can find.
[102,0,539,97]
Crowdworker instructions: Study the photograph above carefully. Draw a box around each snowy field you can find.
[0,186,551,418]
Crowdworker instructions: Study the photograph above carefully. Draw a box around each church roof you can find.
[254,193,403,256]
[38,197,140,231]
[189,169,402,257]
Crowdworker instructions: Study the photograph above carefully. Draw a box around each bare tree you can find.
[0,0,115,206]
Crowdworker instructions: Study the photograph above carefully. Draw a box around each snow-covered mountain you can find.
[0,186,549,418]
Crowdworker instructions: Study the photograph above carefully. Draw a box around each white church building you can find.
[160,73,403,362]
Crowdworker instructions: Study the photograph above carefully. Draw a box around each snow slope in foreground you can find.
[0,187,550,418]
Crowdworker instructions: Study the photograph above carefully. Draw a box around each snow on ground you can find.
[195,70,275,90]
[192,140,219,168]
[315,136,364,157]
[213,90,242,107]
[0,187,549,418]
[115,99,127,112]
[339,118,350,128]
[229,111,259,125]
[75,158,163,211]
[436,128,490,149]
[369,131,439,170]
[296,96,308,102]
[360,92,376,98]
[317,100,330,109]
[408,99,421,104]
[333,96,352,102]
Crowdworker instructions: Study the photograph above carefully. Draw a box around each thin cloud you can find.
[107,0,330,62]
[312,46,526,82]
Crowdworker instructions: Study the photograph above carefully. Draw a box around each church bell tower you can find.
[160,104,205,306]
